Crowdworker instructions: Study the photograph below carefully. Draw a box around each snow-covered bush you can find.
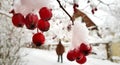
[0,0,31,65]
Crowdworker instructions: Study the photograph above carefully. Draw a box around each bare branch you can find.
[56,0,74,24]
[0,2,1,8]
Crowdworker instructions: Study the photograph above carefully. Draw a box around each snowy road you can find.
[20,48,120,65]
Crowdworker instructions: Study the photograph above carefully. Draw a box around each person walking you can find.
[56,39,65,63]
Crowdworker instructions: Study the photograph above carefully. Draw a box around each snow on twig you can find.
[0,10,12,18]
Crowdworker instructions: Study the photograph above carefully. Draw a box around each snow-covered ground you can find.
[20,48,120,65]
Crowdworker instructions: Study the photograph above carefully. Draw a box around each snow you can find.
[20,48,120,65]
[13,0,52,16]
[72,17,89,49]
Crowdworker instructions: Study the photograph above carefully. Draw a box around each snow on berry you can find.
[67,17,91,64]
[71,17,89,48]
[13,0,52,16]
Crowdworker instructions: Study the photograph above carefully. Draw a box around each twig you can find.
[97,0,110,6]
[56,0,74,25]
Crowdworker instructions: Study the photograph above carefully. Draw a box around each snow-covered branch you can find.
[0,10,12,18]
[97,0,110,6]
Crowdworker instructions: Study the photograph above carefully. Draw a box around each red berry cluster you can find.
[67,43,92,64]
[10,7,52,46]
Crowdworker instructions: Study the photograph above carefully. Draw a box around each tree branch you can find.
[97,0,110,6]
[56,0,74,24]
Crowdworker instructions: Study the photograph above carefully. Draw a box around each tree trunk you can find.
[105,43,113,61]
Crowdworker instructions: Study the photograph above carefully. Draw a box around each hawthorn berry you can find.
[76,55,87,64]
[12,13,25,27]
[67,50,76,61]
[67,24,72,31]
[32,32,45,46]
[94,7,98,11]
[39,7,52,21]
[75,50,84,59]
[25,13,38,30]
[73,3,79,12]
[79,43,92,56]
[38,19,50,32]
[91,9,95,14]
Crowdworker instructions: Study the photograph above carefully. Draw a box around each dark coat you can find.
[56,41,65,55]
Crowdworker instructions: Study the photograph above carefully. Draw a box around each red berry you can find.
[91,9,95,14]
[32,32,45,46]
[87,0,90,3]
[79,43,92,56]
[67,50,76,61]
[76,55,87,64]
[38,19,50,32]
[12,13,25,27]
[39,7,52,21]
[94,7,98,11]
[75,50,84,59]
[73,4,79,12]
[25,13,38,30]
